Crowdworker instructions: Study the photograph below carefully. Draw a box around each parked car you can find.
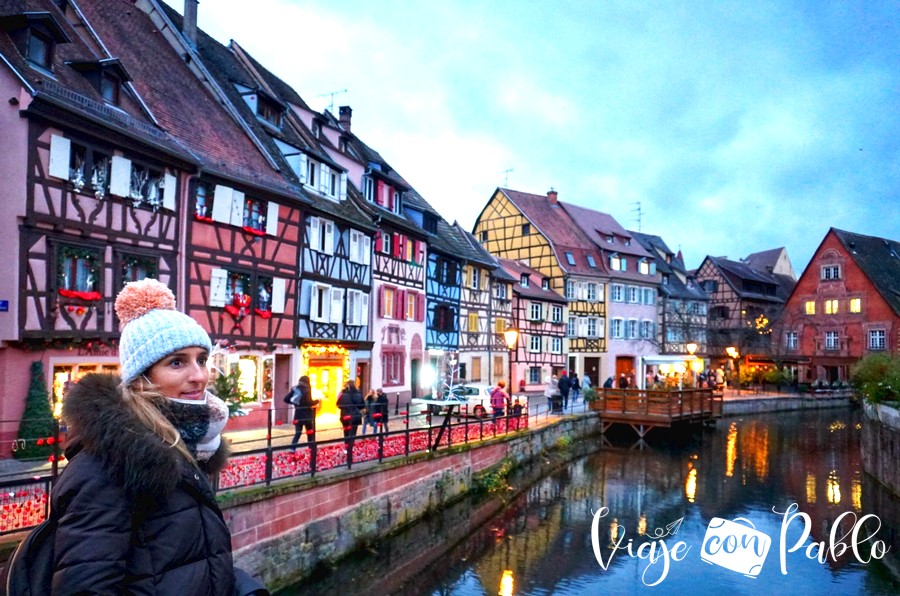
[421,384,528,418]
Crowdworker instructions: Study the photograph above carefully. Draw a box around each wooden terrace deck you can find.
[592,388,723,438]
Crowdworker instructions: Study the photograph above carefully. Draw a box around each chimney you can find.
[339,106,352,132]
[547,188,558,204]
[183,0,198,48]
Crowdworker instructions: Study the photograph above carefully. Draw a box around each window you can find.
[494,283,508,300]
[662,274,670,285]
[495,317,506,334]
[849,298,861,313]
[27,30,52,69]
[639,260,651,275]
[551,337,562,354]
[785,331,798,349]
[522,224,531,235]
[627,286,639,303]
[530,302,543,321]
[626,319,638,339]
[311,121,321,138]
[869,330,886,351]
[381,287,396,319]
[528,367,542,384]
[610,255,621,271]
[349,230,372,265]
[567,316,576,337]
[327,169,338,198]
[824,299,839,315]
[551,305,563,323]
[194,182,212,219]
[565,280,575,299]
[587,317,599,337]
[382,350,404,386]
[100,72,120,105]
[308,216,335,255]
[346,289,368,326]
[256,96,282,127]
[406,292,418,321]
[825,331,840,350]
[821,265,841,281]
[480,230,488,242]
[587,254,597,268]
[565,252,575,266]
[542,278,550,290]
[392,191,401,214]
[434,304,456,332]
[120,254,156,287]
[58,246,100,296]
[805,301,816,315]
[364,177,376,202]
[611,318,623,339]
[242,196,266,232]
[469,267,479,289]
[468,312,479,332]
[689,301,706,315]
[701,280,717,293]
[643,288,655,305]
[640,320,653,339]
[711,305,729,320]
[529,335,541,352]
[379,232,391,254]
[305,158,318,188]
[611,284,624,302]
[520,274,529,288]
[586,283,598,302]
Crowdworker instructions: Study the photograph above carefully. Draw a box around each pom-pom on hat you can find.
[115,279,212,383]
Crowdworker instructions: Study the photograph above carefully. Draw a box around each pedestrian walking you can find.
[545,375,561,413]
[374,388,390,433]
[337,380,364,448]
[5,279,267,594]
[490,380,510,421]
[283,375,316,449]
[570,372,581,404]
[558,371,572,410]
[603,376,614,388]
[361,390,377,434]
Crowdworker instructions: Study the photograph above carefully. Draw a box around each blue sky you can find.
[195,0,900,272]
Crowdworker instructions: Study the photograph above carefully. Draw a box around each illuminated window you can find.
[805,301,816,315]
[824,299,838,315]
[849,298,861,313]
[406,292,417,321]
[382,287,395,319]
[825,331,839,350]
[639,260,651,275]
[467,312,479,332]
[869,330,886,351]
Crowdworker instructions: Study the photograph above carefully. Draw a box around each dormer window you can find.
[67,58,131,106]
[236,84,283,128]
[565,252,575,266]
[606,235,613,243]
[520,274,529,287]
[339,138,348,152]
[542,278,550,290]
[257,97,282,127]
[311,120,321,138]
[1,12,71,72]
[587,254,597,268]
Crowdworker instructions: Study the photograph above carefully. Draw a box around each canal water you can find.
[280,407,900,595]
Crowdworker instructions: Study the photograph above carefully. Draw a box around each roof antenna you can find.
[313,88,348,114]
[502,167,513,187]
[631,201,642,232]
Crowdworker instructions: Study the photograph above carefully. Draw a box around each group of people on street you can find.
[489,380,526,421]
[283,379,392,450]
[544,371,587,412]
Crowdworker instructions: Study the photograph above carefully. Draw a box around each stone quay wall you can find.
[223,415,602,591]
[722,393,852,416]
[861,402,900,497]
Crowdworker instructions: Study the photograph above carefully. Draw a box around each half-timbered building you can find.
[498,259,568,391]
[158,6,377,419]
[780,228,900,384]
[473,188,607,387]
[695,253,796,376]
[0,0,210,438]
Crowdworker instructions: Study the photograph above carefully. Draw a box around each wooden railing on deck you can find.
[595,388,723,426]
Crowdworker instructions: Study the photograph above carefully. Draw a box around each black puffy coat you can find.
[54,373,236,595]
[337,389,364,425]
[283,379,315,424]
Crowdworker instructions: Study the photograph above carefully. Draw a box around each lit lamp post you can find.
[686,343,698,388]
[503,327,520,393]
[725,346,740,394]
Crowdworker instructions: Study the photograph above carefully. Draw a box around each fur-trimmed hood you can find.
[63,373,229,500]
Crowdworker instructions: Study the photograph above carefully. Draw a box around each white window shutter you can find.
[49,135,71,179]
[109,156,132,197]
[299,154,308,185]
[265,201,280,235]
[319,164,328,193]
[211,185,233,223]
[308,216,320,250]
[329,287,344,323]
[230,190,245,226]
[324,220,335,255]
[339,172,347,201]
[271,278,286,314]
[162,172,177,211]
[310,283,322,321]
[349,231,359,263]
[209,268,228,307]
[360,292,369,327]
[362,236,371,266]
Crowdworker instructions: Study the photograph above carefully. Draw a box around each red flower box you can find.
[58,289,102,301]
[241,226,266,237]
[255,309,272,319]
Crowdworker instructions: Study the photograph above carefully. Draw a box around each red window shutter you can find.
[416,292,426,321]
[376,180,386,207]
[378,285,385,317]
[375,232,383,253]
[394,289,405,320]
[393,234,402,258]
[387,185,394,210]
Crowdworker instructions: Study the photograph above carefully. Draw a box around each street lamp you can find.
[503,327,519,392]
[725,346,740,393]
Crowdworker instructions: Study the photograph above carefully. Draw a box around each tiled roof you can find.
[499,189,607,277]
[498,258,566,302]
[708,256,793,303]
[77,0,301,196]
[630,231,707,301]
[453,222,505,270]
[833,228,900,316]
[0,0,193,162]
[743,247,784,272]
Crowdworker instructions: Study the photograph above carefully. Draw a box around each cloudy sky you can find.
[194,0,899,272]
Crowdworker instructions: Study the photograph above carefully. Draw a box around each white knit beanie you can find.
[115,279,212,383]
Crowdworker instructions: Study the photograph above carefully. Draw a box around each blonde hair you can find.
[122,380,196,464]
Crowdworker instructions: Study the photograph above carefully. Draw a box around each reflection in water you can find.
[281,409,900,595]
